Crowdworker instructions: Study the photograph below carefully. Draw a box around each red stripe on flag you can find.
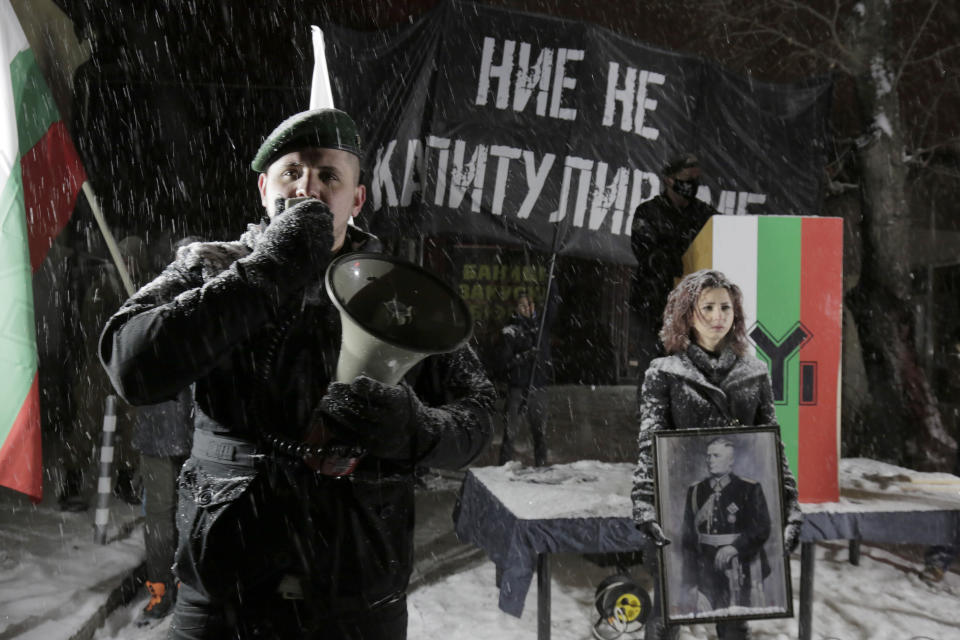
[0,373,42,502]
[798,218,843,502]
[21,121,86,271]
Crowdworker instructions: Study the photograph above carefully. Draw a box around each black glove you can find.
[637,521,671,547]
[320,375,420,459]
[513,347,538,365]
[236,199,334,297]
[783,519,802,555]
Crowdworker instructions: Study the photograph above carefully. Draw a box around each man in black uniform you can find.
[497,288,558,466]
[680,437,771,612]
[99,108,495,639]
[630,153,720,374]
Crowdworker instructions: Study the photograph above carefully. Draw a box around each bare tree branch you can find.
[907,136,960,164]
[900,42,960,69]
[773,0,856,64]
[894,0,940,88]
[701,0,855,74]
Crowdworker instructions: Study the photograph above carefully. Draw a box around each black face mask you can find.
[672,178,699,200]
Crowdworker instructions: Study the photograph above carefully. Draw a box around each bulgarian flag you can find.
[1,0,86,501]
[684,215,844,503]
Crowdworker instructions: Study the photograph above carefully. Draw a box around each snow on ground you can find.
[406,543,960,640]
[90,541,959,640]
[5,459,960,640]
[0,494,143,640]
[92,590,169,640]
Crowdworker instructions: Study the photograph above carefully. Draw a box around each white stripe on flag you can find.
[712,216,758,356]
[0,0,29,179]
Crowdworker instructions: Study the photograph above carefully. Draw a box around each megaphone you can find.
[325,253,473,385]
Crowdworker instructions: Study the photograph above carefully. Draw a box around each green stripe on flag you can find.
[0,165,36,446]
[10,49,59,155]
[756,217,801,476]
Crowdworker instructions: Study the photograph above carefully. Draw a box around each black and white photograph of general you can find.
[654,427,792,625]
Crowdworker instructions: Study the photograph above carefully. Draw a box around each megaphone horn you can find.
[325,253,474,385]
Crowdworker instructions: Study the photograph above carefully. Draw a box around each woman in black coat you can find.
[631,270,802,640]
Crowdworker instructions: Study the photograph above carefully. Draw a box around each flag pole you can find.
[81,181,135,297]
[310,25,360,233]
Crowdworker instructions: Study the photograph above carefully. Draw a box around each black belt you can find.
[191,429,263,468]
[191,428,365,477]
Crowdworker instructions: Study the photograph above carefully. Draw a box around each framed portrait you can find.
[653,426,793,625]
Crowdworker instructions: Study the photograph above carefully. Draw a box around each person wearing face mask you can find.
[99,108,495,639]
[630,270,801,640]
[629,153,720,376]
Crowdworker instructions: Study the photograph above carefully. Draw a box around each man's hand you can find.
[235,199,336,299]
[714,545,738,570]
[513,347,538,365]
[253,198,334,275]
[638,521,671,547]
[320,376,418,459]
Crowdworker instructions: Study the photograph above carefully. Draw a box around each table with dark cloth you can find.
[454,459,960,640]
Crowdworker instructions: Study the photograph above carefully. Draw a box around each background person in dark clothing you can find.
[497,287,559,466]
[99,108,495,639]
[131,386,193,627]
[130,235,202,628]
[59,236,143,511]
[630,153,720,376]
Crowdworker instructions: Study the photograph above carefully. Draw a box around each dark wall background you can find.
[44,0,960,416]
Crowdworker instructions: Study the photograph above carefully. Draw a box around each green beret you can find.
[250,108,362,172]
[661,152,699,177]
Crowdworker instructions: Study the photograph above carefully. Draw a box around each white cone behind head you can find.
[310,26,334,110]
[325,253,473,385]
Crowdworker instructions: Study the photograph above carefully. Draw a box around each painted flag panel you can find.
[756,216,803,487]
[0,0,86,501]
[684,215,842,503]
[798,218,843,502]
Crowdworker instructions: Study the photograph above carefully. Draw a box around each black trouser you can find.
[642,540,749,640]
[500,386,548,466]
[142,453,187,586]
[168,583,408,640]
[170,432,412,640]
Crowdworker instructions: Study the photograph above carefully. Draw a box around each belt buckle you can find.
[276,574,304,600]
[212,442,235,461]
[319,455,362,477]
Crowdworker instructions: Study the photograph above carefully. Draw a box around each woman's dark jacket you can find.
[98,220,495,607]
[631,343,800,525]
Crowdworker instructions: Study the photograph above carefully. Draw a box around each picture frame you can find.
[653,426,793,625]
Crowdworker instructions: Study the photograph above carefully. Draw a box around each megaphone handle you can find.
[303,415,331,450]
[261,413,366,477]
[302,412,366,476]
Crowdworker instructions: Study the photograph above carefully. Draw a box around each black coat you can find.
[631,344,799,525]
[497,285,560,389]
[99,221,495,607]
[630,195,718,335]
[498,313,551,389]
[130,387,193,457]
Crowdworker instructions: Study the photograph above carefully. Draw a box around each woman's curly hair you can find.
[659,269,749,355]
